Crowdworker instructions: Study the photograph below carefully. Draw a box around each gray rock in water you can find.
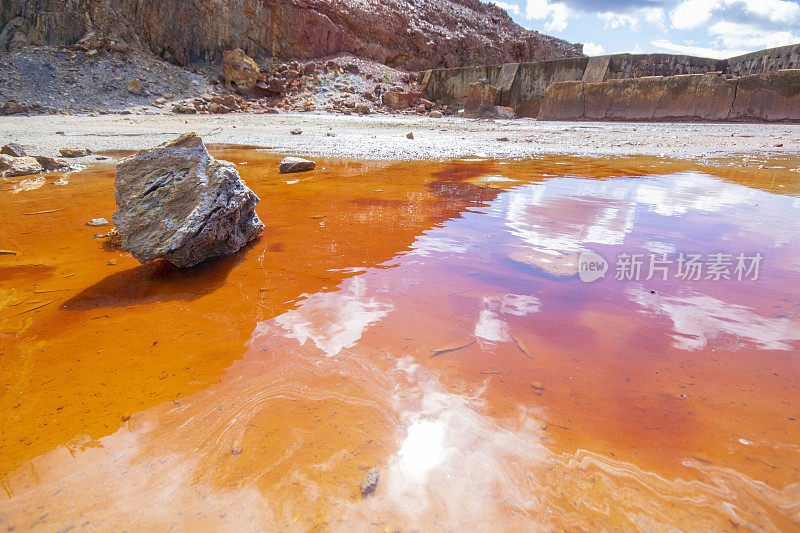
[279,156,316,174]
[35,156,71,172]
[112,132,264,268]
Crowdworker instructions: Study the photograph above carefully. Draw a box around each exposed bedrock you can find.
[0,0,583,70]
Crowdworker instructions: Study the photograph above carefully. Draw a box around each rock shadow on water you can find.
[62,240,257,311]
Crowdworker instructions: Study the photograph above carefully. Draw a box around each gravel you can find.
[0,113,798,162]
[0,46,208,113]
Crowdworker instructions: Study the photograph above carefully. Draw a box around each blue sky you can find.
[491,0,800,58]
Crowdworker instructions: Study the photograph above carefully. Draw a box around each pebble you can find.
[87,218,109,227]
[59,147,92,158]
[360,467,380,497]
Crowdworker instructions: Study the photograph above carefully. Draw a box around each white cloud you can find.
[591,6,665,39]
[495,0,800,56]
[741,0,800,23]
[670,0,720,30]
[599,12,639,30]
[709,21,800,50]
[671,0,800,30]
[491,0,571,31]
[665,0,800,56]
[651,38,748,58]
[583,41,606,55]
[525,0,572,31]
[643,7,666,28]
[491,0,523,17]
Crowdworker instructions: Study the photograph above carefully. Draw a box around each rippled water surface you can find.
[2,149,800,531]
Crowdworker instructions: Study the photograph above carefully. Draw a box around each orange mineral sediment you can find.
[1,149,799,531]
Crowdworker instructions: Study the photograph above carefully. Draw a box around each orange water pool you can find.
[1,149,799,531]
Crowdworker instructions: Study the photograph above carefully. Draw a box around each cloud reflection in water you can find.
[270,276,393,357]
[629,288,800,351]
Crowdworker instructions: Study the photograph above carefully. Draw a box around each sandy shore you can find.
[1,113,799,161]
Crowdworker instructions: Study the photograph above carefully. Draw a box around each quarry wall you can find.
[726,44,800,76]
[537,71,800,122]
[421,44,800,121]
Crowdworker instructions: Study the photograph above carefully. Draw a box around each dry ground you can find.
[0,114,798,163]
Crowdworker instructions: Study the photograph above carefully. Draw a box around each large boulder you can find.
[484,105,515,119]
[383,90,424,109]
[34,155,72,171]
[112,132,264,268]
[0,102,28,115]
[0,155,44,177]
[222,48,260,87]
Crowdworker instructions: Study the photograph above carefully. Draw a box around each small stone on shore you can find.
[59,147,92,158]
[1,143,26,157]
[127,79,143,95]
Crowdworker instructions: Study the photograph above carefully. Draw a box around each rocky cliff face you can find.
[0,0,583,70]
